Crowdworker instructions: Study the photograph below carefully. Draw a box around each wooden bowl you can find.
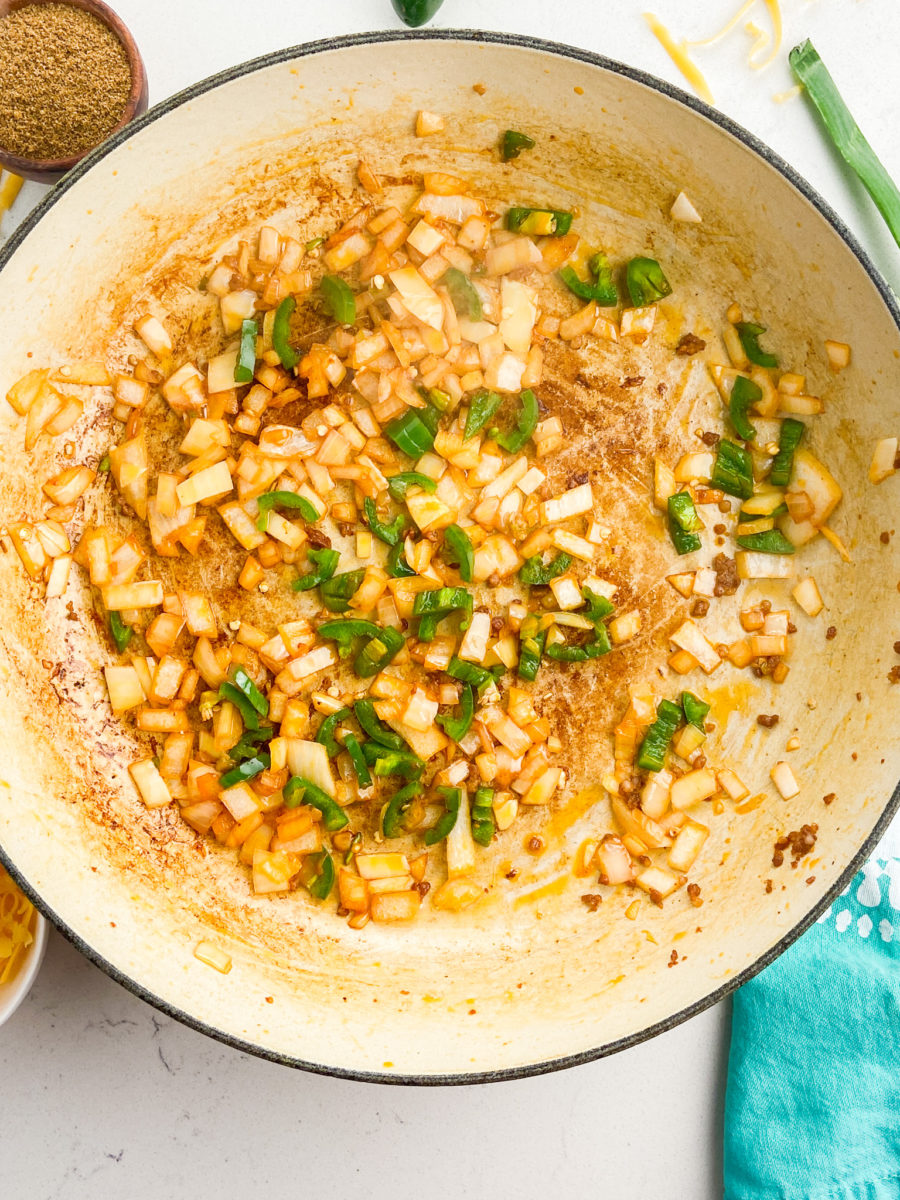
[0,0,148,183]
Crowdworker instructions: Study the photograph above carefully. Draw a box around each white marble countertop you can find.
[2,2,899,1196]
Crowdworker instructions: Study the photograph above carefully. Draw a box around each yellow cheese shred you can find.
[643,13,715,105]
[644,0,784,105]
[0,865,35,985]
[0,171,24,219]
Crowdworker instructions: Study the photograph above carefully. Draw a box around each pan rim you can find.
[2,26,899,1087]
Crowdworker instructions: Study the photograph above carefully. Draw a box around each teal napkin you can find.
[724,851,900,1199]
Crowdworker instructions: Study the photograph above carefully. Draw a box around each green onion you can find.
[219,753,270,789]
[770,418,805,488]
[558,253,618,306]
[681,691,710,730]
[667,491,703,555]
[735,529,796,554]
[109,610,133,653]
[382,782,422,838]
[387,471,437,501]
[353,699,406,750]
[464,388,503,440]
[319,569,365,613]
[385,409,436,457]
[234,318,258,384]
[363,496,404,546]
[736,322,778,369]
[226,728,271,763]
[437,682,475,742]
[517,615,546,682]
[353,627,405,677]
[318,619,380,655]
[272,297,298,370]
[283,776,348,830]
[305,851,335,900]
[343,733,372,787]
[711,439,754,501]
[320,274,356,324]
[291,546,339,592]
[443,524,474,583]
[256,489,318,531]
[519,551,572,586]
[626,257,672,307]
[506,207,573,237]
[442,267,483,320]
[501,130,535,161]
[544,587,614,662]
[229,666,269,717]
[729,375,761,442]
[97,453,111,473]
[305,236,325,251]
[790,39,900,250]
[424,786,461,845]
[386,541,416,578]
[491,388,539,453]
[315,707,350,758]
[637,699,683,772]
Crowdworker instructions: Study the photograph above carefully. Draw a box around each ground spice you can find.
[0,3,131,160]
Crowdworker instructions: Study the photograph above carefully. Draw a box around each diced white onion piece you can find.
[548,529,593,562]
[611,797,671,849]
[670,768,718,810]
[406,491,455,532]
[458,610,491,662]
[45,553,72,598]
[717,768,749,801]
[416,110,445,136]
[357,852,410,880]
[499,279,537,354]
[541,483,592,525]
[388,267,444,330]
[620,306,657,342]
[692,567,717,597]
[673,723,705,762]
[407,219,445,256]
[670,619,721,673]
[771,761,800,800]
[792,576,824,617]
[252,849,297,895]
[521,766,563,806]
[180,418,231,457]
[446,789,477,877]
[193,942,232,975]
[285,644,338,682]
[667,819,709,872]
[134,314,173,358]
[285,738,336,797]
[762,609,789,636]
[473,534,523,582]
[207,349,239,394]
[674,451,714,484]
[323,231,371,273]
[176,461,233,506]
[257,424,320,459]
[480,456,528,501]
[654,457,676,509]
[484,351,526,393]
[641,769,673,819]
[635,864,681,898]
[220,289,257,335]
[596,834,635,884]
[491,792,518,831]
[824,339,851,371]
[162,363,204,411]
[414,192,484,225]
[742,489,786,516]
[735,551,794,580]
[869,437,898,484]
[666,572,695,598]
[103,581,163,610]
[402,688,440,732]
[670,191,702,223]
[549,575,584,611]
[129,759,172,809]
[518,466,546,496]
[105,665,145,713]
[777,392,823,416]
[484,236,542,277]
[608,609,642,645]
[386,718,448,761]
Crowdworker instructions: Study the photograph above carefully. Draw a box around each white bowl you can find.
[0,909,48,1028]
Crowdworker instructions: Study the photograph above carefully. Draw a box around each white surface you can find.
[1,2,899,1196]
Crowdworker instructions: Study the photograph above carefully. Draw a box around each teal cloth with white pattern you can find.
[724,856,900,1199]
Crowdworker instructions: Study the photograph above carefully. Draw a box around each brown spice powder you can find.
[0,3,132,160]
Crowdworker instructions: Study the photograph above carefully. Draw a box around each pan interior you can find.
[0,34,898,1079]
